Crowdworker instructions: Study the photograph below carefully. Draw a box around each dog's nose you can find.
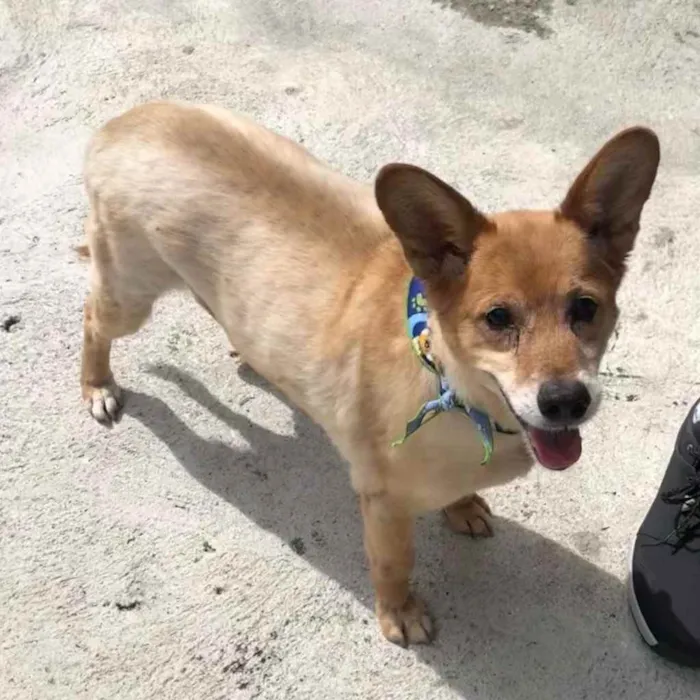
[537,380,591,423]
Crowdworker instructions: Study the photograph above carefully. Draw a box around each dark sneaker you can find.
[628,398,700,667]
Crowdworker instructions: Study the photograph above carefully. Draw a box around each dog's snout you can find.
[537,380,591,423]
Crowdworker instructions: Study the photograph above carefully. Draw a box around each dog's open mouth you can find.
[525,427,582,471]
[487,373,584,471]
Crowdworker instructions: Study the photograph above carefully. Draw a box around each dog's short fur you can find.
[80,102,659,646]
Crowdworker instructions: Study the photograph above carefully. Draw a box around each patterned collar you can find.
[392,277,516,464]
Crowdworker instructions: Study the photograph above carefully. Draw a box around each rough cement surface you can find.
[2,0,700,698]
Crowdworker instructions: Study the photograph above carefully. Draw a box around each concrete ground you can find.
[2,0,700,697]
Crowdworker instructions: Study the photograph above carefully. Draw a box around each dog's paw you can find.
[444,493,494,537]
[82,382,123,425]
[377,593,434,647]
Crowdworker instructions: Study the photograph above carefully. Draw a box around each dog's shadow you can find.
[125,363,699,698]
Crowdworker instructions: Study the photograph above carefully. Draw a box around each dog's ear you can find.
[560,127,660,275]
[375,164,490,286]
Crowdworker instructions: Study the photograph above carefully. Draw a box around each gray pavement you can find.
[1,0,700,697]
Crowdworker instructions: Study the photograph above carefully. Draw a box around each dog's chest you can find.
[387,411,533,512]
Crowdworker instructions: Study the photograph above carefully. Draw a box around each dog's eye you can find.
[485,307,513,330]
[570,296,598,324]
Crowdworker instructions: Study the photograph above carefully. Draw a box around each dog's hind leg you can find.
[192,292,240,359]
[80,203,180,424]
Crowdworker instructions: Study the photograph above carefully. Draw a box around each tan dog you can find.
[79,102,659,646]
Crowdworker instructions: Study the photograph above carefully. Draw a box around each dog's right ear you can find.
[375,164,490,287]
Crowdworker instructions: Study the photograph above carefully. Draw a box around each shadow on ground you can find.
[434,0,553,39]
[125,363,699,699]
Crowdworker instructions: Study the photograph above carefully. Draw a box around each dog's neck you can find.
[356,238,520,439]
[389,275,520,457]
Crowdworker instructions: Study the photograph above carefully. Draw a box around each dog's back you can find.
[85,101,386,264]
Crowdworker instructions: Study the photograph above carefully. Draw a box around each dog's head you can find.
[376,128,659,470]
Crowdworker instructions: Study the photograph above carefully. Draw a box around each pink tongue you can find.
[528,428,582,470]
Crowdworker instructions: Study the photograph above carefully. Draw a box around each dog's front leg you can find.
[360,493,433,646]
[444,493,494,537]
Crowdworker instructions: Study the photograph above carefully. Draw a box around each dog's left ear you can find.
[375,164,490,289]
[560,127,660,276]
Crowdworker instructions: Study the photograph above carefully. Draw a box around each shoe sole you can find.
[627,541,700,668]
[626,543,659,647]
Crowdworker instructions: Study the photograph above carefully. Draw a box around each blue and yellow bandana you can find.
[392,277,514,464]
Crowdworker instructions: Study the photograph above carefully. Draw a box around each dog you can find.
[79,102,659,646]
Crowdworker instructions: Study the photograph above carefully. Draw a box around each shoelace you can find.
[661,444,700,552]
